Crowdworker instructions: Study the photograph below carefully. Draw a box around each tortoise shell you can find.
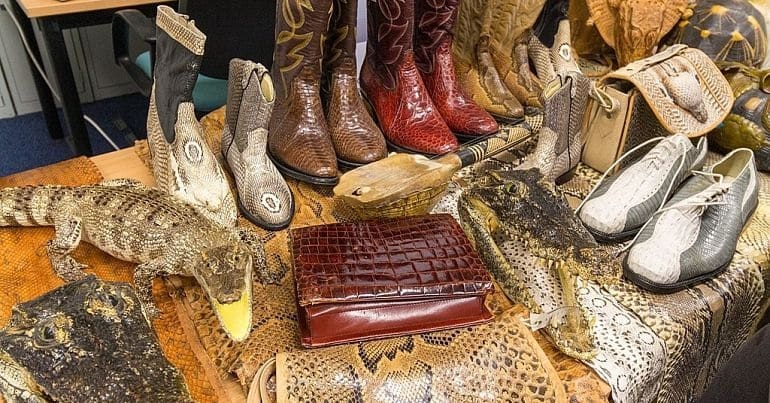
[710,88,770,171]
[671,0,768,67]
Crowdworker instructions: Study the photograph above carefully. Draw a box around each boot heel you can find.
[555,164,578,185]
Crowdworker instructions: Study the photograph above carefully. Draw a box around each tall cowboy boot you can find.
[453,0,524,121]
[222,59,294,230]
[519,4,590,184]
[486,0,545,109]
[414,0,499,139]
[360,0,459,155]
[268,0,338,185]
[323,0,387,168]
[147,6,237,227]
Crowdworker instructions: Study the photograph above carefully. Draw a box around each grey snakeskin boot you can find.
[518,70,591,184]
[146,6,236,227]
[222,59,294,230]
[624,148,759,292]
[578,134,708,243]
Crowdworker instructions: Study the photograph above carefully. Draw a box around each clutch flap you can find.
[290,214,494,307]
[600,45,734,137]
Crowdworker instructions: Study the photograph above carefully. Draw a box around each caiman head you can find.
[0,277,191,401]
[458,168,619,360]
[459,168,613,274]
[193,243,253,342]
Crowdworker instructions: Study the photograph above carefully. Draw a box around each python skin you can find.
[322,0,387,166]
[270,310,567,402]
[268,0,339,184]
[147,6,236,227]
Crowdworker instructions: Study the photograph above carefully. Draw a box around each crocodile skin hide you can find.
[360,0,458,155]
[431,147,770,402]
[323,0,387,165]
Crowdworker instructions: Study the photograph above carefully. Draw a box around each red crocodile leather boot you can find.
[414,0,499,140]
[360,0,459,155]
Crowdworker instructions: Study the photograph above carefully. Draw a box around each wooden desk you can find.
[90,147,155,185]
[7,0,173,156]
[15,0,168,18]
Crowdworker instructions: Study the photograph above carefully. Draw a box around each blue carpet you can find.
[0,93,149,177]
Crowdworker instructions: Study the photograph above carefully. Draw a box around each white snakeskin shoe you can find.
[146,6,237,227]
[577,134,708,242]
[624,148,759,292]
[222,59,294,230]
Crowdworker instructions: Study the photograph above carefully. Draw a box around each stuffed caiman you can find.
[458,168,620,359]
[0,179,270,341]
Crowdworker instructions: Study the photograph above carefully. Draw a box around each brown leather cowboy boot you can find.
[323,0,387,168]
[268,0,338,185]
[414,0,499,140]
[360,0,459,155]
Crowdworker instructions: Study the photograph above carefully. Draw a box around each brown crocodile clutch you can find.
[290,214,494,348]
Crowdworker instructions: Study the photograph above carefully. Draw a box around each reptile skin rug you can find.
[133,107,610,402]
[432,149,769,403]
[131,108,770,403]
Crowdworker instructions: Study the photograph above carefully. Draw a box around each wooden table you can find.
[7,0,173,156]
[90,146,154,184]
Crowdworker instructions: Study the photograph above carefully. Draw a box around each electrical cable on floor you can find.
[6,5,121,151]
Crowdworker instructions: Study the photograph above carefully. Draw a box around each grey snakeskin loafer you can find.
[578,134,708,242]
[222,59,294,230]
[624,148,759,292]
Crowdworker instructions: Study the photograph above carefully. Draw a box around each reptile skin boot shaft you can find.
[222,59,294,230]
[452,0,524,120]
[323,0,387,167]
[147,6,237,227]
[414,0,499,138]
[268,0,338,185]
[360,0,459,155]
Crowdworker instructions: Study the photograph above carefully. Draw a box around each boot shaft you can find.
[226,59,274,153]
[326,0,359,69]
[153,6,206,143]
[365,0,415,88]
[271,0,334,99]
[414,0,459,73]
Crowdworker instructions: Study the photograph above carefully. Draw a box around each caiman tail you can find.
[0,185,69,227]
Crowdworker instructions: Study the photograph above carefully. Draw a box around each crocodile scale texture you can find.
[360,0,459,155]
[414,0,499,137]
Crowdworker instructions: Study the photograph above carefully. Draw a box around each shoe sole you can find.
[622,203,758,292]
[237,193,295,231]
[489,112,525,125]
[267,151,339,186]
[587,226,640,244]
[622,253,732,293]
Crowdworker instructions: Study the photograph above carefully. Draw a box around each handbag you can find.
[290,214,494,348]
[582,45,734,172]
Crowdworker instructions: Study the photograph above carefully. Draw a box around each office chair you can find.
[112,0,277,113]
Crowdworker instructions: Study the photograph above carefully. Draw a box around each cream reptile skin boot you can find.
[222,59,294,230]
[146,6,237,227]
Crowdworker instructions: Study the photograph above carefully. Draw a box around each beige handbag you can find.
[582,45,734,172]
